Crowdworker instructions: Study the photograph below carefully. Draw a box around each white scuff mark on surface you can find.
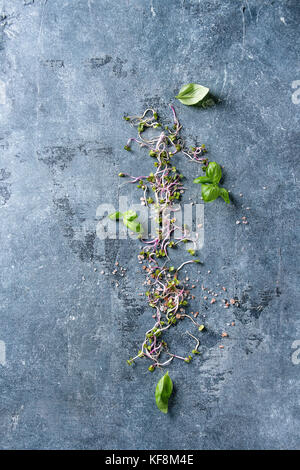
[241,6,246,58]
[245,0,252,19]
[11,406,24,431]
[256,4,266,24]
[220,64,227,94]
[87,0,94,20]
[150,2,156,17]
[4,24,18,39]
[280,17,287,25]
[36,0,48,157]
[0,340,6,365]
[38,0,47,44]
[0,79,6,104]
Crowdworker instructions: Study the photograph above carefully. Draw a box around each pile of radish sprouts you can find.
[121,106,208,371]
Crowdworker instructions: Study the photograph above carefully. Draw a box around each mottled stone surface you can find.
[0,0,299,450]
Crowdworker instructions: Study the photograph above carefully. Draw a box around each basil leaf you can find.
[108,211,122,220]
[175,83,209,106]
[176,83,194,98]
[155,371,173,414]
[193,176,212,184]
[206,162,222,184]
[122,210,138,221]
[219,187,230,204]
[201,184,220,202]
[123,217,143,233]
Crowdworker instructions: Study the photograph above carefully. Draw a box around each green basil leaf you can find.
[219,187,230,204]
[123,217,143,233]
[175,83,209,106]
[201,184,220,202]
[108,211,122,220]
[193,176,212,184]
[176,83,194,98]
[206,162,222,184]
[122,210,138,221]
[155,371,173,414]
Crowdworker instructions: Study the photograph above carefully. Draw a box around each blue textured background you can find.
[0,0,299,450]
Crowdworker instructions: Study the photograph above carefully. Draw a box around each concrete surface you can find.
[0,0,299,450]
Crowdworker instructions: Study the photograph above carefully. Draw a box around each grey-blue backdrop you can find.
[0,0,299,450]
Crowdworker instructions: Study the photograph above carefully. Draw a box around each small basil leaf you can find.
[155,371,173,414]
[175,83,210,106]
[193,176,212,184]
[206,162,222,184]
[201,184,220,202]
[122,210,138,222]
[108,212,122,220]
[156,397,168,414]
[123,217,143,233]
[219,187,230,204]
[175,83,194,98]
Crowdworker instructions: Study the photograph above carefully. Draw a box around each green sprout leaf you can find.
[206,162,222,184]
[108,211,122,220]
[108,210,144,233]
[123,213,143,233]
[194,162,229,204]
[193,176,211,184]
[219,187,230,204]
[123,217,143,234]
[201,184,220,202]
[122,210,138,221]
[155,371,173,414]
[175,83,210,106]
